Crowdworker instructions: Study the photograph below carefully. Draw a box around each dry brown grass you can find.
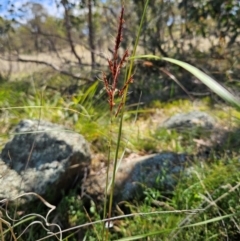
[0,44,107,79]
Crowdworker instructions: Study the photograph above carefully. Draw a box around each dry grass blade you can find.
[35,209,203,241]
[0,192,62,240]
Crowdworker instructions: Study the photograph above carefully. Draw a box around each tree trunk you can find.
[88,0,96,69]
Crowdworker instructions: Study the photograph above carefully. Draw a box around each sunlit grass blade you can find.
[130,55,240,108]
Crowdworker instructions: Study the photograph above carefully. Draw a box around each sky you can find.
[0,0,65,21]
[0,0,106,23]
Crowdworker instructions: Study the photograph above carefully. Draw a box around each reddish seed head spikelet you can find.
[115,102,123,117]
[118,75,134,97]
[102,6,133,116]
[102,73,109,91]
[114,6,125,59]
[107,59,114,85]
[119,50,129,69]
[112,7,124,78]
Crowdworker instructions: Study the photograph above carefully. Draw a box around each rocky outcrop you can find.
[0,111,215,204]
[84,111,216,202]
[0,119,91,203]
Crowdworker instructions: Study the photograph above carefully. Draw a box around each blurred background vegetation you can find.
[0,0,240,102]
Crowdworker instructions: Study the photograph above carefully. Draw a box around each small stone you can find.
[161,111,215,129]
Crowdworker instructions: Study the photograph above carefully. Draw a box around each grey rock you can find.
[84,152,189,201]
[0,158,23,200]
[116,152,188,200]
[0,119,91,202]
[161,111,215,129]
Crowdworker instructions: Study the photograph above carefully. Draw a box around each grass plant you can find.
[101,5,143,239]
